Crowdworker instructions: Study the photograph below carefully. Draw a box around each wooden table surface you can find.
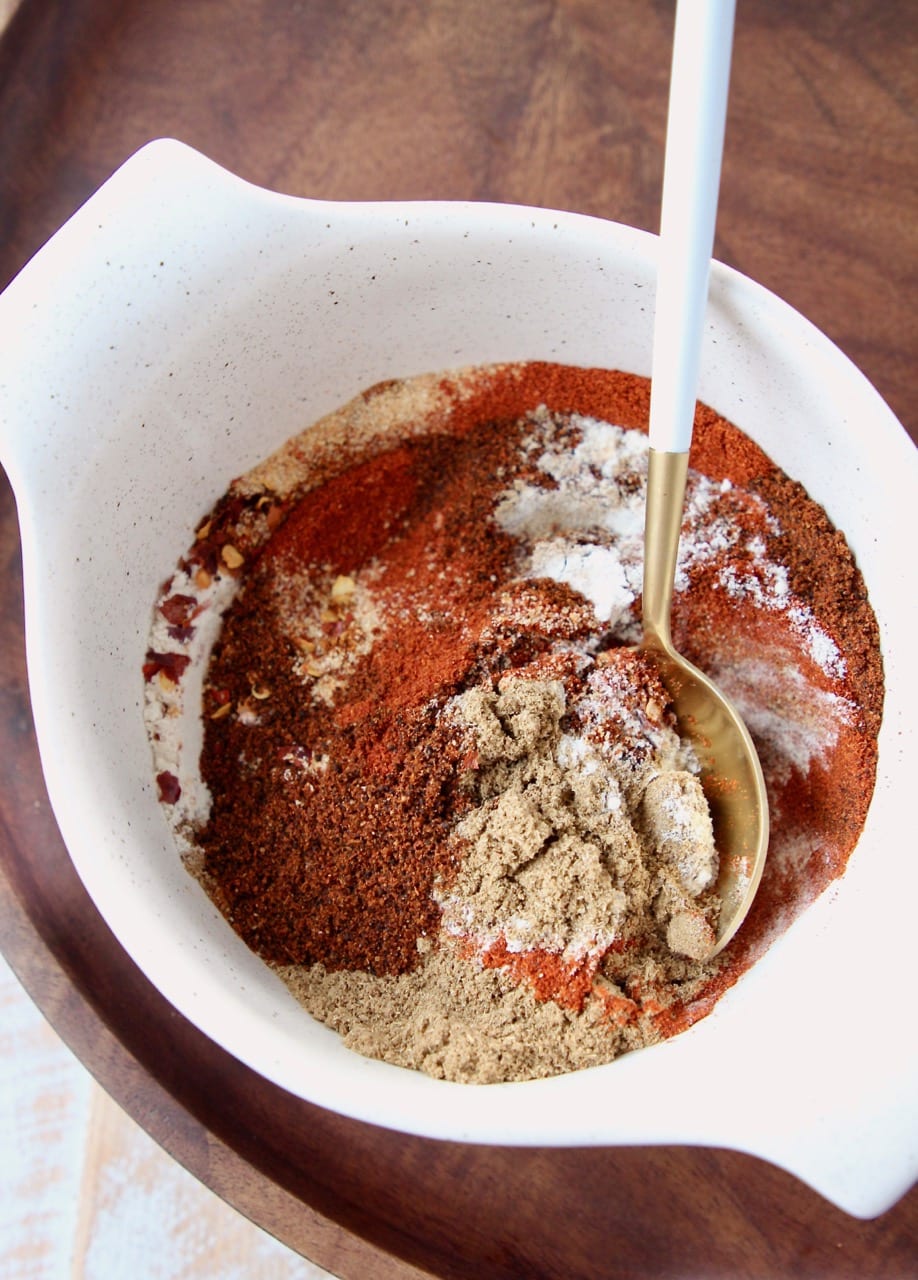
[1,2,915,1277]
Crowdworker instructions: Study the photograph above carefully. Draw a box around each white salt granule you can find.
[720,563,846,680]
[498,416,746,624]
[714,659,855,784]
[528,541,635,625]
[497,412,848,685]
[788,605,847,678]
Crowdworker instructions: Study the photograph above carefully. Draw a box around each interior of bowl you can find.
[1,141,914,1217]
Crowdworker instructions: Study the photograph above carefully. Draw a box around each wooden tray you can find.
[1,2,915,1275]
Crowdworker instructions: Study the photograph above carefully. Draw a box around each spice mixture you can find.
[144,362,883,1083]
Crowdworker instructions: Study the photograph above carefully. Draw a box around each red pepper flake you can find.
[161,592,205,641]
[160,593,198,626]
[143,651,191,682]
[156,771,182,804]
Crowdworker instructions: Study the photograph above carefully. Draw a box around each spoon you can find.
[642,0,768,958]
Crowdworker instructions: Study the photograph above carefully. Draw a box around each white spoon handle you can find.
[649,0,736,455]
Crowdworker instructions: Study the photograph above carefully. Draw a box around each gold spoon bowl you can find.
[641,448,769,959]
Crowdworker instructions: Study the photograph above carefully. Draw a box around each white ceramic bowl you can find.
[1,139,915,1219]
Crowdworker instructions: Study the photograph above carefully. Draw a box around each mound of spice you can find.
[143,362,883,1083]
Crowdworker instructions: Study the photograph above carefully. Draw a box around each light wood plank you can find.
[1,957,332,1279]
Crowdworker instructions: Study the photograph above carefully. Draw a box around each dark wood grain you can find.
[1,2,916,1277]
